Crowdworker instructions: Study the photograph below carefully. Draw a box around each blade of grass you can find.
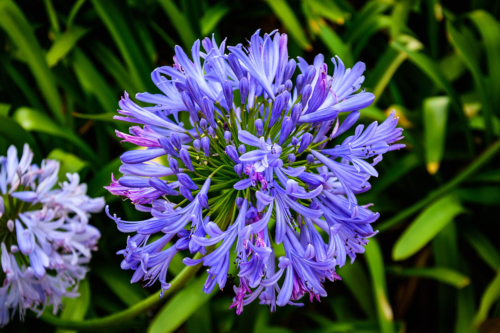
[95,266,149,308]
[473,272,500,328]
[392,194,464,260]
[266,0,312,51]
[67,0,87,28]
[157,0,197,49]
[423,96,450,175]
[338,262,376,319]
[387,266,470,289]
[0,0,63,123]
[55,279,90,333]
[365,239,395,333]
[46,26,89,68]
[462,227,500,271]
[0,114,40,156]
[200,4,230,36]
[447,20,493,144]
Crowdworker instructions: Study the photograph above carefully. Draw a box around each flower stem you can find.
[378,140,500,231]
[40,253,204,330]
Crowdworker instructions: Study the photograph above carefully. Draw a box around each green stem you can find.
[378,140,500,232]
[40,253,204,330]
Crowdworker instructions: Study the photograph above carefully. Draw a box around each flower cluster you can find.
[106,29,404,314]
[0,144,104,326]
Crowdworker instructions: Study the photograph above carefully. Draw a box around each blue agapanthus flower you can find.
[0,144,105,326]
[106,29,405,314]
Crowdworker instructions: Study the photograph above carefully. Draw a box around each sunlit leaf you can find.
[157,0,197,49]
[95,265,148,307]
[423,96,450,174]
[462,227,500,271]
[338,262,376,319]
[387,266,470,289]
[0,0,63,122]
[393,194,464,261]
[55,279,90,333]
[47,148,87,179]
[265,0,312,51]
[46,26,89,68]
[200,4,230,36]
[473,272,500,327]
[365,239,395,333]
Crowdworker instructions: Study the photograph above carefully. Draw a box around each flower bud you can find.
[279,117,293,145]
[239,77,249,105]
[201,136,210,156]
[307,154,315,164]
[149,177,178,196]
[238,144,246,154]
[200,119,208,131]
[223,81,234,111]
[298,133,313,154]
[302,84,313,107]
[227,53,244,80]
[180,148,194,171]
[177,173,198,190]
[169,158,179,174]
[193,139,201,152]
[224,131,231,143]
[284,79,293,92]
[181,91,199,122]
[305,65,316,85]
[170,133,181,151]
[283,59,296,82]
[296,74,304,94]
[199,194,209,209]
[208,126,216,138]
[291,104,302,127]
[179,185,194,201]
[226,145,240,164]
[288,153,296,165]
[234,164,243,177]
[159,137,179,158]
[202,97,217,129]
[291,136,299,146]
[255,119,263,136]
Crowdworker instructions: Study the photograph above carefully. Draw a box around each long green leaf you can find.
[393,194,464,260]
[0,0,63,123]
[13,107,98,164]
[266,0,312,51]
[338,262,376,319]
[456,186,500,206]
[392,41,474,154]
[388,267,470,289]
[90,0,150,92]
[55,279,90,333]
[463,227,500,271]
[469,10,500,116]
[200,4,230,36]
[423,96,450,174]
[365,239,395,333]
[88,157,121,198]
[473,272,500,327]
[46,26,89,68]
[95,266,149,308]
[47,148,87,179]
[157,0,197,49]
[0,114,40,156]
[447,21,493,143]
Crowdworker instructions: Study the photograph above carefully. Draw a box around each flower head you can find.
[107,29,404,314]
[0,144,104,326]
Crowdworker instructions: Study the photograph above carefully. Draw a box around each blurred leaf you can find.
[148,275,219,333]
[157,0,197,49]
[90,0,150,92]
[13,107,98,164]
[439,52,466,82]
[392,41,474,154]
[473,272,500,327]
[365,239,395,333]
[55,279,90,333]
[47,148,87,178]
[371,153,421,194]
[0,114,40,155]
[186,303,212,333]
[200,4,230,36]
[46,26,89,68]
[67,0,86,28]
[95,265,148,307]
[456,284,476,333]
[470,116,500,136]
[393,194,464,261]
[387,266,470,289]
[470,169,500,183]
[338,262,376,319]
[316,19,352,67]
[266,0,312,51]
[447,20,493,143]
[72,112,120,123]
[0,103,11,116]
[424,96,450,175]
[456,186,500,206]
[0,0,63,123]
[463,227,500,270]
[469,10,500,115]
[345,1,392,43]
[150,21,176,50]
[306,0,350,24]
[70,48,117,113]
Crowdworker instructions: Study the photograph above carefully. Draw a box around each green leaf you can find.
[470,116,500,136]
[470,169,500,183]
[469,10,500,116]
[392,41,474,154]
[371,153,421,195]
[387,267,470,289]
[365,239,395,333]
[90,0,151,92]
[67,0,87,28]
[12,107,98,164]
[0,103,11,117]
[316,19,353,67]
[456,186,500,206]
[157,0,197,49]
[72,112,120,123]
[0,0,63,123]
[473,272,500,327]
[148,274,219,333]
[456,284,476,333]
[463,227,500,271]
[265,0,312,51]
[338,262,376,319]
[88,157,121,198]
[200,4,230,36]
[70,48,117,113]
[95,265,148,307]
[47,148,87,179]
[0,114,40,156]
[393,194,465,261]
[423,96,450,175]
[46,26,89,68]
[55,279,90,333]
[447,20,493,143]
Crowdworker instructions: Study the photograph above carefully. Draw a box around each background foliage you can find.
[1,0,500,332]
